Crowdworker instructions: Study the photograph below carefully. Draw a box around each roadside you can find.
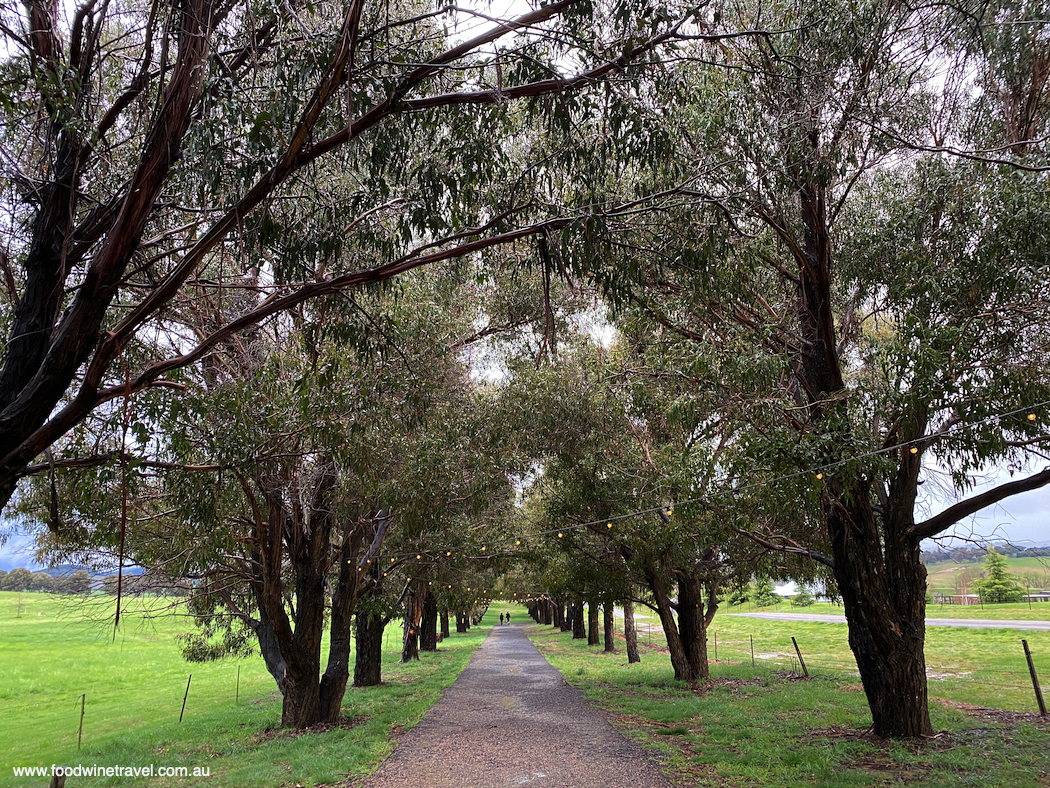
[528,619,1050,788]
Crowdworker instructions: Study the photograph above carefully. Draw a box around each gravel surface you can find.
[360,623,674,788]
[729,612,1050,630]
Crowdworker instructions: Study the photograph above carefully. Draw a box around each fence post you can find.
[1022,639,1047,716]
[77,694,85,750]
[791,637,809,678]
[179,674,192,723]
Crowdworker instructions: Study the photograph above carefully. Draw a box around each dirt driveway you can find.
[359,623,674,788]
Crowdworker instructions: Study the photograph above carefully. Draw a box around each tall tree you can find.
[22,263,521,727]
[0,0,688,513]
[610,0,1050,736]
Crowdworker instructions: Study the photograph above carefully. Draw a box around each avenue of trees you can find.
[3,0,1050,739]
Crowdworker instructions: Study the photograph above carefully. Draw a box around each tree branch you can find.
[910,466,1050,541]
[731,526,835,568]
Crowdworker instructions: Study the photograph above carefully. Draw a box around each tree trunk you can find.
[420,590,439,652]
[353,611,386,687]
[553,598,566,629]
[281,658,323,728]
[828,483,933,737]
[318,521,370,722]
[571,600,586,639]
[644,559,695,681]
[455,611,468,633]
[623,593,640,663]
[587,601,600,645]
[440,609,450,639]
[603,603,615,652]
[677,568,709,680]
[789,174,934,738]
[402,584,424,662]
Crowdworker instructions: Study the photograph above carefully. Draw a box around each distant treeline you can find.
[0,567,188,596]
[921,545,1050,563]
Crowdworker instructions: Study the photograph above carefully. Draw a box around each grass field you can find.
[1,592,500,788]
[530,614,1050,788]
[926,554,1050,595]
[722,599,1050,620]
[6,588,1049,788]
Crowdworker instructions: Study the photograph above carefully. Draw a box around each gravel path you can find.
[729,612,1050,630]
[360,623,674,788]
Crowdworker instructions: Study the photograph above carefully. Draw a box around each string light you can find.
[363,399,1050,563]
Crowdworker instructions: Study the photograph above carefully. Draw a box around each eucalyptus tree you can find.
[0,0,695,515]
[510,330,785,681]
[608,0,1050,736]
[22,262,522,728]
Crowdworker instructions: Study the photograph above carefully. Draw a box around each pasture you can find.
[0,592,494,787]
[5,590,1050,787]
[531,612,1050,787]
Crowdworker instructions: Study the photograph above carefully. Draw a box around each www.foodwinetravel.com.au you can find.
[12,764,211,778]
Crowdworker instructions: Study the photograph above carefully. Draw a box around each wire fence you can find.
[620,618,1050,716]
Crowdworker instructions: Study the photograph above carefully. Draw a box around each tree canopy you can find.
[4,0,1050,739]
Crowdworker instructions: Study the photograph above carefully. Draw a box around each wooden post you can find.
[179,674,192,723]
[77,693,85,750]
[791,637,809,678]
[1023,639,1047,716]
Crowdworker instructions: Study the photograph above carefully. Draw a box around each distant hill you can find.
[42,564,146,578]
[922,544,1050,564]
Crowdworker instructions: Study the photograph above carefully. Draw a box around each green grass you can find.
[1,592,502,788]
[926,555,1050,595]
[722,599,1050,620]
[529,615,1050,787]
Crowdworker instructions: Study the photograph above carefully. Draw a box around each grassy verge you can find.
[529,616,1050,788]
[1,592,497,788]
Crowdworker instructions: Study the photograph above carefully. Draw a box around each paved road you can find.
[729,612,1050,630]
[361,623,673,788]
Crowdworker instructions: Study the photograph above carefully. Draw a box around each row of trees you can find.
[0,567,91,594]
[2,0,1050,739]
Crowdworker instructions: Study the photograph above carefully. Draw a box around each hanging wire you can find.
[374,400,1050,562]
